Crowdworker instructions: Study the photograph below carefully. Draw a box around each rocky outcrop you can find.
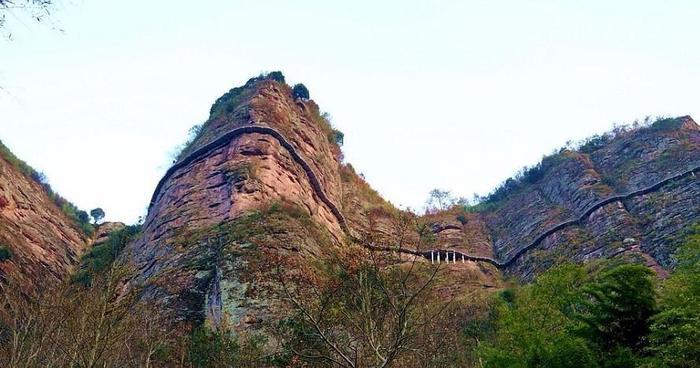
[480,117,700,278]
[126,76,385,327]
[94,221,126,244]
[127,75,498,329]
[127,72,698,329]
[0,154,89,291]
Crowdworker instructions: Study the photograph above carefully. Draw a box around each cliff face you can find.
[0,153,89,290]
[128,75,501,329]
[127,76,389,327]
[129,73,699,330]
[479,117,700,278]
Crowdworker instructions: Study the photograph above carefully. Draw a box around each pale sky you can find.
[1,0,699,223]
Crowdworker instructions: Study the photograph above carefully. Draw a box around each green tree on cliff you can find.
[90,208,105,225]
[292,83,310,100]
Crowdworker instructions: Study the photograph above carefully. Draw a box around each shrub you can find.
[292,83,310,99]
[331,129,344,146]
[90,208,105,224]
[72,225,141,286]
[456,214,468,225]
[0,245,11,261]
[266,71,285,84]
[578,133,613,154]
[173,124,204,162]
[649,116,683,132]
[646,225,700,366]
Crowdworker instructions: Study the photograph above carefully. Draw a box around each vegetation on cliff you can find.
[0,139,96,235]
[71,224,142,286]
[474,116,695,209]
[1,192,697,368]
[0,244,10,261]
[173,72,345,163]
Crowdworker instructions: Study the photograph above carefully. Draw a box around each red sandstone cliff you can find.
[126,74,497,328]
[126,74,699,331]
[0,152,89,290]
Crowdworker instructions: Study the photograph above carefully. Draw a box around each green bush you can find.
[649,117,683,132]
[72,225,141,286]
[477,261,664,367]
[90,208,105,224]
[0,245,11,261]
[209,71,286,119]
[292,83,310,99]
[331,129,344,146]
[266,71,285,84]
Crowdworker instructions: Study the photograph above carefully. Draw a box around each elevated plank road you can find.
[148,124,700,269]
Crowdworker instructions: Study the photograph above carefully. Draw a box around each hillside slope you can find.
[475,117,700,278]
[0,143,90,291]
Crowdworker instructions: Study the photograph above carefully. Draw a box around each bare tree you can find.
[0,264,175,368]
[1,0,57,39]
[276,215,452,367]
[425,189,457,213]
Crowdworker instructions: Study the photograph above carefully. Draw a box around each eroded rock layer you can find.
[0,155,88,290]
[129,74,699,329]
[482,117,700,278]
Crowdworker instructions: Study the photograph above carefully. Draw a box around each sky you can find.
[1,0,699,223]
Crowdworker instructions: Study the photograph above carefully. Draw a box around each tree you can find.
[578,264,657,353]
[277,219,449,367]
[266,71,286,84]
[477,264,597,368]
[292,83,310,100]
[0,264,176,367]
[646,225,700,367]
[90,207,105,224]
[1,0,57,39]
[425,188,457,213]
[76,209,90,224]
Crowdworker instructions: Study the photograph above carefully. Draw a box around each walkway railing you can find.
[148,123,700,269]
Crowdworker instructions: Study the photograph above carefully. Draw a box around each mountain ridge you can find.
[123,73,699,330]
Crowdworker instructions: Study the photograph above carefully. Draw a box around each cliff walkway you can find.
[149,124,700,269]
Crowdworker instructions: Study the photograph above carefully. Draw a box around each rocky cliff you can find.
[125,74,386,327]
[126,74,498,329]
[476,116,700,278]
[0,144,89,291]
[128,73,699,331]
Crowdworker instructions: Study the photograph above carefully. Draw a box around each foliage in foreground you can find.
[2,214,697,367]
[475,226,700,368]
[1,261,276,368]
[646,225,700,367]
